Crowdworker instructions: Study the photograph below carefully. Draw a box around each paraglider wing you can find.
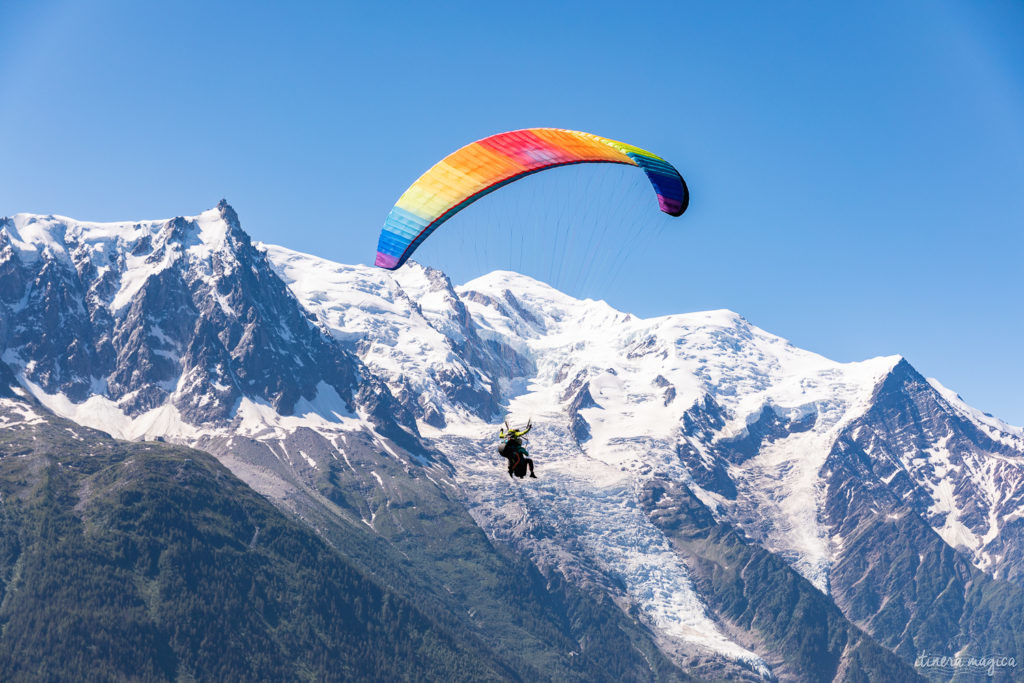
[375,128,688,270]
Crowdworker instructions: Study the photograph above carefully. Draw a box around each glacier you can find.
[4,204,1024,678]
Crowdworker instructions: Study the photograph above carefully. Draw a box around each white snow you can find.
[262,245,485,421]
[234,388,360,441]
[457,270,899,595]
[265,248,907,671]
[0,397,45,428]
[299,450,318,469]
[8,210,1022,678]
[18,375,202,441]
[3,208,246,317]
[927,377,1024,446]
[257,244,961,672]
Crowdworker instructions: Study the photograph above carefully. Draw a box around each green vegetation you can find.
[642,479,923,682]
[832,503,1024,681]
[0,418,507,681]
[0,410,687,681]
[299,436,689,682]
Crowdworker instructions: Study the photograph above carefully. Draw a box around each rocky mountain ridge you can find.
[3,202,1022,679]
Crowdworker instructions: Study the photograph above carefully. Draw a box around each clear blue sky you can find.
[2,1,1022,424]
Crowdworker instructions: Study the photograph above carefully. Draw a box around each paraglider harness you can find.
[498,419,535,479]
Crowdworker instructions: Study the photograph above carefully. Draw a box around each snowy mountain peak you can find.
[261,241,927,615]
[5,204,1024,679]
[459,272,625,343]
[462,268,572,299]
[0,203,371,432]
[1,203,249,314]
[927,375,1024,442]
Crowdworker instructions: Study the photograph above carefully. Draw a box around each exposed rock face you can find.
[828,360,1024,580]
[4,203,1023,679]
[0,202,364,425]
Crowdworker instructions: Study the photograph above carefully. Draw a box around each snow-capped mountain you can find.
[0,202,426,507]
[3,202,1021,679]
[1,202,362,422]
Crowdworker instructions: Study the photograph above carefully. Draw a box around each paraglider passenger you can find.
[499,420,536,479]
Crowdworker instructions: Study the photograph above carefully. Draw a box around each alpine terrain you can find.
[2,202,1021,680]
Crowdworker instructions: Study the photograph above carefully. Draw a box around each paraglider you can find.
[499,419,535,479]
[375,129,690,481]
[374,128,689,270]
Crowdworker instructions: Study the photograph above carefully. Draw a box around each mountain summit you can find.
[2,203,1022,679]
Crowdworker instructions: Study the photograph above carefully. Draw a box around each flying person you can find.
[498,419,536,479]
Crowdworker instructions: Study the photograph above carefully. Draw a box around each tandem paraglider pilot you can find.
[499,419,536,479]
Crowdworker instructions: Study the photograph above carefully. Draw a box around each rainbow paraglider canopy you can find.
[375,128,688,270]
